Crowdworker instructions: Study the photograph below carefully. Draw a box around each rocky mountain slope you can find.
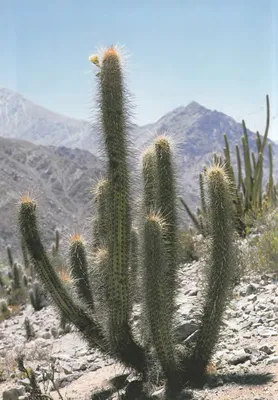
[0,88,277,258]
[0,88,97,154]
[0,136,104,259]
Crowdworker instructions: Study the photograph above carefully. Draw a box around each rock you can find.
[258,329,278,338]
[151,388,164,399]
[62,363,72,375]
[246,283,259,295]
[266,356,278,365]
[42,331,51,339]
[3,387,25,400]
[51,327,59,338]
[19,378,30,386]
[229,349,251,365]
[259,344,275,355]
[72,361,87,371]
[175,321,198,341]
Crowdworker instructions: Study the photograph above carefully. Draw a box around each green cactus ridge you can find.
[93,178,109,248]
[7,246,13,269]
[143,214,178,384]
[142,146,158,214]
[189,165,236,379]
[69,235,95,310]
[18,198,107,352]
[97,47,146,372]
[154,136,178,317]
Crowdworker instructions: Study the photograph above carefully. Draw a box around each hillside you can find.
[0,89,277,258]
[0,136,104,260]
[0,88,97,154]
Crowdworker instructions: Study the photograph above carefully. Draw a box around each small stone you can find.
[246,283,259,295]
[266,356,278,365]
[62,364,72,375]
[3,387,25,400]
[248,294,257,302]
[175,321,198,341]
[42,332,51,339]
[259,344,274,355]
[51,327,59,338]
[229,349,251,365]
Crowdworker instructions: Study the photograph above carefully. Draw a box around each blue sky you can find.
[1,0,278,139]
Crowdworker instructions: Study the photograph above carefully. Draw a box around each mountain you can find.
[0,88,98,154]
[0,136,104,259]
[0,88,277,258]
[137,101,278,204]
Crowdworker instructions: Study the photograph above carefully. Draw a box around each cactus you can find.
[69,234,94,310]
[142,146,158,214]
[186,165,236,383]
[24,317,35,341]
[92,178,109,249]
[183,95,274,237]
[142,213,179,389]
[19,197,107,352]
[95,46,146,371]
[179,197,202,235]
[6,245,13,269]
[17,45,242,393]
[29,280,47,311]
[154,136,178,315]
[0,298,10,319]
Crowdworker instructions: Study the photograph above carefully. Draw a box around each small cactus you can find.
[0,298,10,319]
[29,281,48,312]
[24,317,35,341]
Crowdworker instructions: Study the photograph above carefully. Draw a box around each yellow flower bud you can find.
[88,54,100,67]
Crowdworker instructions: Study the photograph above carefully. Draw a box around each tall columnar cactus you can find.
[182,95,274,237]
[187,165,236,382]
[96,46,146,370]
[142,213,178,389]
[155,136,179,315]
[18,45,242,394]
[69,234,94,310]
[7,245,13,270]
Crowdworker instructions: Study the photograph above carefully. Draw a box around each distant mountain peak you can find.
[185,101,209,113]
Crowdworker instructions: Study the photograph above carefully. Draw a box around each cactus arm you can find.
[179,197,202,234]
[143,214,178,387]
[236,144,243,190]
[189,165,236,381]
[18,198,107,351]
[97,47,146,372]
[69,235,95,311]
[154,136,178,313]
[142,146,158,213]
